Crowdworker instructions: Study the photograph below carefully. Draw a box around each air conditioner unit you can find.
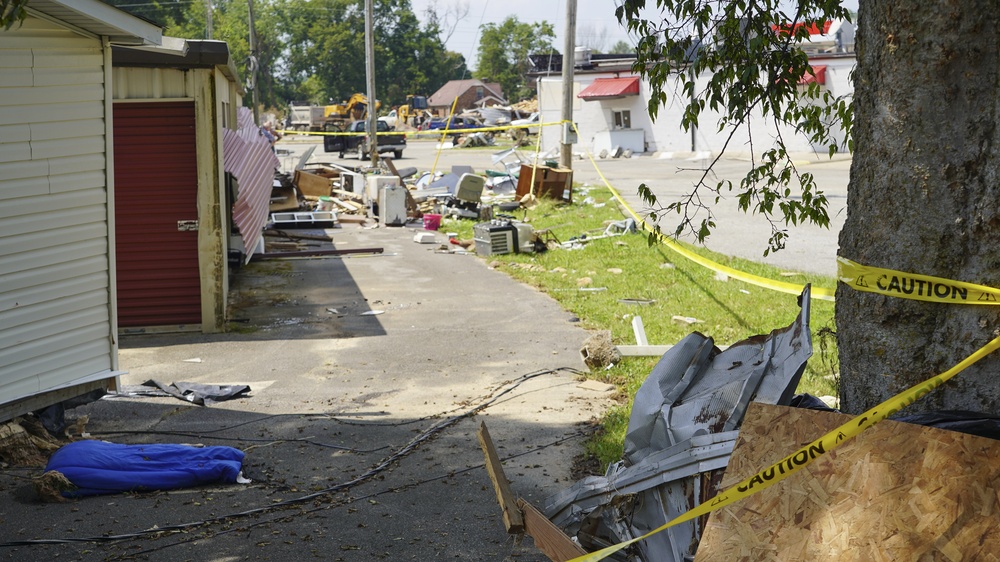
[473,219,534,256]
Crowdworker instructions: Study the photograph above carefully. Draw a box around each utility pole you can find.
[206,0,213,39]
[248,0,259,125]
[364,0,378,167]
[559,0,577,169]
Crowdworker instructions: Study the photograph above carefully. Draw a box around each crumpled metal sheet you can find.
[546,287,813,561]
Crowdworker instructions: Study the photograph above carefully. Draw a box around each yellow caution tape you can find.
[569,121,836,302]
[838,257,1000,304]
[570,331,1000,562]
[278,120,563,137]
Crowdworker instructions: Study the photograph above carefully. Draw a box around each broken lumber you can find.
[336,215,370,224]
[264,229,334,242]
[477,422,523,533]
[293,169,333,198]
[251,247,383,260]
[517,498,587,562]
[477,422,586,562]
[331,188,361,200]
[331,198,364,212]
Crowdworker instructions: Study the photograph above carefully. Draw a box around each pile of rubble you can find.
[266,148,579,256]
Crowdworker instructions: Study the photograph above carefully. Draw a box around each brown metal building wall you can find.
[113,101,201,327]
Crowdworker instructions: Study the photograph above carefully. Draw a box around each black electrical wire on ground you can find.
[86,429,389,454]
[110,428,592,560]
[0,366,587,550]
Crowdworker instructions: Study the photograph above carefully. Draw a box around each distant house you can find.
[0,0,162,421]
[427,80,506,116]
[771,19,856,54]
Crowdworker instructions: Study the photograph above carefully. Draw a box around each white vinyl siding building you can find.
[539,53,855,158]
[0,1,161,421]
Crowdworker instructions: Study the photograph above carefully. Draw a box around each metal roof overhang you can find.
[113,39,244,92]
[799,65,828,85]
[577,77,640,100]
[27,0,162,46]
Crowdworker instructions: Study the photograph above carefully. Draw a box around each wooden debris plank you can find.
[517,498,587,561]
[381,155,400,178]
[270,185,300,212]
[331,188,362,200]
[293,169,333,198]
[337,215,370,224]
[476,422,524,533]
[264,229,333,242]
[695,403,1000,561]
[331,198,363,212]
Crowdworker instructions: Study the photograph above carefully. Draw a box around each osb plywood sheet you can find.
[696,403,1000,562]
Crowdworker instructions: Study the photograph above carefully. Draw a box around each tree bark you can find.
[838,1,1000,414]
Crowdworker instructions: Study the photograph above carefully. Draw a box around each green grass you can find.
[447,186,839,469]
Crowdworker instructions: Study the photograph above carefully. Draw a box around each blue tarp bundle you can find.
[45,441,246,497]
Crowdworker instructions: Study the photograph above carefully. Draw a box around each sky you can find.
[407,0,860,71]
[407,0,640,70]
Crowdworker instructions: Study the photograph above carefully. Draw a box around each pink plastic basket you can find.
[423,213,442,231]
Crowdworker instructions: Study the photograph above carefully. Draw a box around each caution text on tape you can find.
[838,257,1000,304]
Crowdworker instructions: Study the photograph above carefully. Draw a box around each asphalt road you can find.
[0,144,617,561]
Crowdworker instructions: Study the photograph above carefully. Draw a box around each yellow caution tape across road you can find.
[569,121,836,302]
[279,120,562,137]
[838,257,1000,305]
[569,331,1000,562]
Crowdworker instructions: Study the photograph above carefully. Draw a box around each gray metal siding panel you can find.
[0,15,114,405]
[1,255,108,301]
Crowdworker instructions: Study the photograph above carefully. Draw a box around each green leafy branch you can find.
[1,0,28,30]
[617,0,853,254]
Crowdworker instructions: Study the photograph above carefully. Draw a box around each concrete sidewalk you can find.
[0,223,612,561]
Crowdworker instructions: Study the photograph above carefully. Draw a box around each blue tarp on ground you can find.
[45,441,245,497]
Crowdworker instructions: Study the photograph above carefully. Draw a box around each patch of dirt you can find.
[569,420,606,480]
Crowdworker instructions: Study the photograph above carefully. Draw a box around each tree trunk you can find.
[837,1,1000,415]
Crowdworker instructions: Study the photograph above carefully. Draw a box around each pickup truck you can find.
[323,119,406,159]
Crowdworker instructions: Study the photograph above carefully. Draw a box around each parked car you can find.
[419,117,445,131]
[423,115,486,131]
[381,109,398,128]
[510,112,540,135]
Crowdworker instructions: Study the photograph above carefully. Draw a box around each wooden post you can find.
[476,422,524,533]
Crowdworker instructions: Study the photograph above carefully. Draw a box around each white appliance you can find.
[341,171,364,194]
[366,175,398,205]
[379,185,407,226]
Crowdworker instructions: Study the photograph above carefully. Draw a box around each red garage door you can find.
[114,101,201,327]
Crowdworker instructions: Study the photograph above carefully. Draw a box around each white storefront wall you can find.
[538,54,855,157]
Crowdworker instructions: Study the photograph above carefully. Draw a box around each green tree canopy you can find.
[474,16,555,103]
[608,39,634,55]
[0,0,28,30]
[103,0,466,113]
[618,0,852,253]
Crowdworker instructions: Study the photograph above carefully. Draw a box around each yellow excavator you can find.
[396,95,428,129]
[323,93,380,131]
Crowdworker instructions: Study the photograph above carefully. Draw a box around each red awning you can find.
[799,65,827,85]
[578,77,640,100]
